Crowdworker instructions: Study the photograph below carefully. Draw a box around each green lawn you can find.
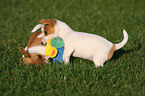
[0,0,145,95]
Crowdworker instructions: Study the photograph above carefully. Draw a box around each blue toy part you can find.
[52,47,64,64]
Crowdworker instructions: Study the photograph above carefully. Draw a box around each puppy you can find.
[35,19,128,67]
[19,31,47,66]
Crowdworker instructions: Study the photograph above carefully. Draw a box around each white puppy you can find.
[35,19,128,67]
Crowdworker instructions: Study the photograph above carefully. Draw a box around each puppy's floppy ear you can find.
[39,19,56,27]
[27,31,42,47]
[31,24,44,33]
[19,47,30,57]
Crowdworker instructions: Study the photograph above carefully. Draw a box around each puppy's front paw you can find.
[64,60,70,65]
[63,57,70,65]
[95,63,104,67]
[95,65,103,67]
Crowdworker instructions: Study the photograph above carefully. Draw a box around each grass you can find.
[0,0,145,95]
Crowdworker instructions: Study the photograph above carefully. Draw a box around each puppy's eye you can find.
[38,55,42,59]
[45,24,50,26]
[45,31,47,35]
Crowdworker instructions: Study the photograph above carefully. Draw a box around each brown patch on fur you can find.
[27,31,43,48]
[43,25,55,36]
[19,47,45,66]
[24,53,45,67]
[39,19,56,36]
[39,19,56,26]
[107,45,116,60]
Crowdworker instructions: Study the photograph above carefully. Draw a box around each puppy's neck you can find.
[56,20,73,38]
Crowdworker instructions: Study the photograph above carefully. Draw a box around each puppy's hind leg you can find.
[93,54,107,67]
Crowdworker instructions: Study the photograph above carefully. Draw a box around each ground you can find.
[0,0,145,96]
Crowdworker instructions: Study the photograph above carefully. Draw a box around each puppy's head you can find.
[19,47,45,66]
[39,19,57,44]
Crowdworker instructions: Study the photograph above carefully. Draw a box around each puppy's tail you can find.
[115,29,128,50]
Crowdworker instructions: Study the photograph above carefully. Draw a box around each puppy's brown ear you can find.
[39,19,56,27]
[19,47,30,57]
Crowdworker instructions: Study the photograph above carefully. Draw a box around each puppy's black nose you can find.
[41,42,47,45]
[41,42,44,45]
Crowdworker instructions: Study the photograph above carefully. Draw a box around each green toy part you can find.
[51,37,64,48]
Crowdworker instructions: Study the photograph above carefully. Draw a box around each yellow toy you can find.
[45,39,58,58]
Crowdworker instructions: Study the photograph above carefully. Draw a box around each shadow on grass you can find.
[70,56,94,67]
[66,43,142,68]
[111,43,142,61]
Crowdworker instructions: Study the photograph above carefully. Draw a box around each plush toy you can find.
[45,39,58,58]
[45,37,64,64]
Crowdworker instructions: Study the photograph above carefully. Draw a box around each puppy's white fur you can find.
[42,19,128,67]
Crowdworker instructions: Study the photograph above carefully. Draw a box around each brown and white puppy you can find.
[33,19,128,67]
[19,31,47,66]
